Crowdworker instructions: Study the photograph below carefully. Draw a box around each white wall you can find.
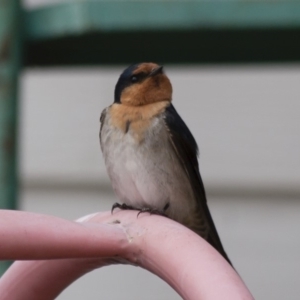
[20,65,300,192]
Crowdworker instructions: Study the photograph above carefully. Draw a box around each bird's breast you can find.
[100,103,196,222]
[107,101,169,143]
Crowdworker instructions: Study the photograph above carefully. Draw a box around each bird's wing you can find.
[163,103,231,264]
[99,107,108,151]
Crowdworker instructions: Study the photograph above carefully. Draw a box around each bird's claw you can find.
[111,202,169,218]
[111,202,134,214]
[137,207,167,218]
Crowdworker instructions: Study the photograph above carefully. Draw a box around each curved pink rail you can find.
[0,210,254,300]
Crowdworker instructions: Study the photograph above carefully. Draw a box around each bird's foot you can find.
[111,202,135,214]
[137,203,170,217]
[111,202,170,218]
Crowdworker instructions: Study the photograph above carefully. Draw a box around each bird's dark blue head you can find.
[114,62,172,106]
[114,63,140,103]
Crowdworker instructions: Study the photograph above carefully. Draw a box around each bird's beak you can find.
[149,66,163,77]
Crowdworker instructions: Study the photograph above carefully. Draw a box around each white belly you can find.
[101,114,195,222]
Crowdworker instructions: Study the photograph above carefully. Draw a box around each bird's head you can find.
[114,62,173,106]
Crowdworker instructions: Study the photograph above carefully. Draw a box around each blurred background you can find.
[1,0,300,299]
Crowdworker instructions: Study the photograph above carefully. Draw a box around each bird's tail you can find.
[207,231,232,266]
[190,205,233,266]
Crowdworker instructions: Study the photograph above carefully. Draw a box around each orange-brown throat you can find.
[120,63,172,106]
[110,101,170,142]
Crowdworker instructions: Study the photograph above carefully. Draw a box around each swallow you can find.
[100,62,231,264]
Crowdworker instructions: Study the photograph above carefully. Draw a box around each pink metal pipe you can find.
[0,210,254,300]
[0,210,126,260]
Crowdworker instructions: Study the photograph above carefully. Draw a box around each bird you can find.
[99,62,231,264]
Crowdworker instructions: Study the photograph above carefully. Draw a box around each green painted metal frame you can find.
[25,1,300,40]
[23,1,300,66]
[0,0,21,274]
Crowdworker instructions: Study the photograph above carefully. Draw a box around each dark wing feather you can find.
[163,104,231,264]
[99,107,108,151]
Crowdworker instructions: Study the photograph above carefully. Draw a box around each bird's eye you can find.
[130,76,138,83]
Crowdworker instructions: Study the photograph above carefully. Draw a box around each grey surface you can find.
[20,65,300,189]
[18,64,300,299]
